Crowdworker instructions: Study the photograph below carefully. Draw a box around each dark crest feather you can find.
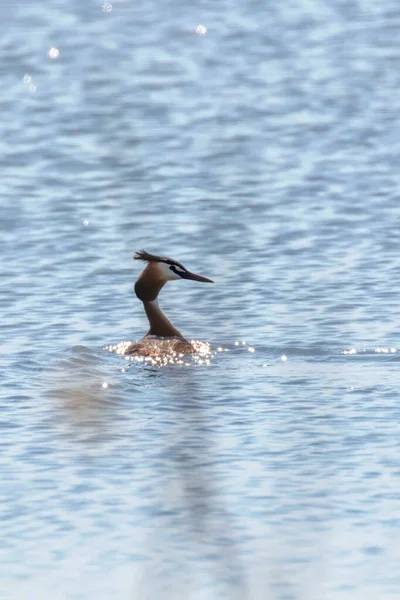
[134,250,164,263]
[134,249,186,270]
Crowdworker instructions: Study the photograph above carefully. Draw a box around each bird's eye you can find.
[170,264,184,275]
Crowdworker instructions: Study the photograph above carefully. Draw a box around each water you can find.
[2,0,400,598]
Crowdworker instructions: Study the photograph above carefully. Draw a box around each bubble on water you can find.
[281,355,287,362]
[83,220,89,226]
[29,84,37,92]
[102,1,112,11]
[23,74,32,83]
[48,47,59,59]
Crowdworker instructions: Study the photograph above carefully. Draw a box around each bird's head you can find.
[133,250,213,301]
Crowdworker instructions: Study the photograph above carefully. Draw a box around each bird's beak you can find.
[180,270,214,283]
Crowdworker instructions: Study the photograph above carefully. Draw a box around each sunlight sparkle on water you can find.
[375,347,396,353]
[341,347,397,355]
[196,25,207,35]
[281,355,287,361]
[104,339,214,367]
[23,74,37,92]
[47,47,59,59]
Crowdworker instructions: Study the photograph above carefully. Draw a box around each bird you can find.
[124,250,214,356]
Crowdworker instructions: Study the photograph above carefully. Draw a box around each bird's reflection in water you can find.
[138,368,247,599]
[43,346,120,444]
[44,347,245,597]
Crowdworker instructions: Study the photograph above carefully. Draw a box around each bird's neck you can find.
[135,266,186,339]
[143,299,185,339]
[135,267,166,302]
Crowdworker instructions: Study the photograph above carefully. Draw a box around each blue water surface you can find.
[1,0,400,598]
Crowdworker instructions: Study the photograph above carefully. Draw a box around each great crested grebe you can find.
[124,250,214,356]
